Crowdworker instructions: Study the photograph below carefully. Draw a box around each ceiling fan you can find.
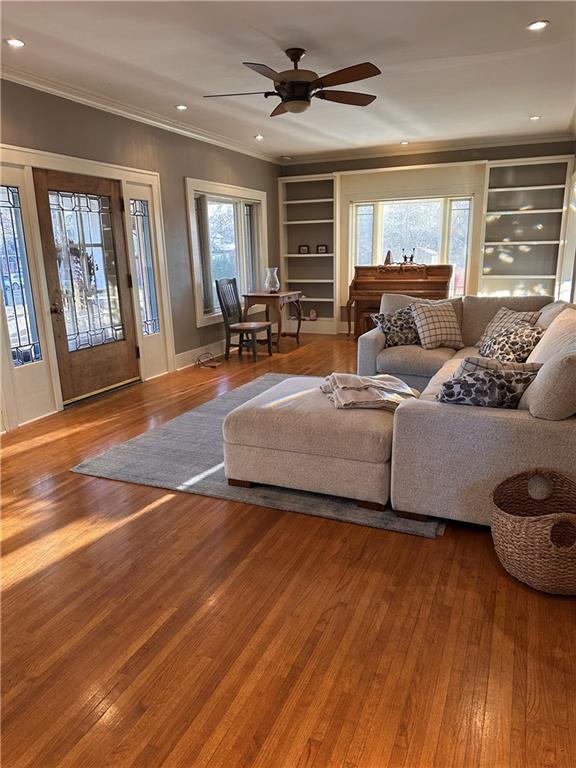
[204,48,381,116]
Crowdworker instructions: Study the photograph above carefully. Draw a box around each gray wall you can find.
[280,141,576,177]
[1,80,280,355]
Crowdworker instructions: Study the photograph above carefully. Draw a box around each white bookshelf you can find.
[479,158,574,298]
[278,174,338,333]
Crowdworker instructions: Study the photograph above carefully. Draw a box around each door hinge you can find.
[127,273,133,289]
[136,345,140,359]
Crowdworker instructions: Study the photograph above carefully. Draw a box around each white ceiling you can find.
[2,1,575,163]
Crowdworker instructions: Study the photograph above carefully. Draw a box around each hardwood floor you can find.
[2,335,575,768]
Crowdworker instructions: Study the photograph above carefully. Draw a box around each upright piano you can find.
[347,264,453,337]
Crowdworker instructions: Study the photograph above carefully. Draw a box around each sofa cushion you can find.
[436,369,537,409]
[519,352,576,421]
[478,306,539,347]
[480,324,544,363]
[527,307,576,364]
[376,345,455,379]
[223,376,394,464]
[461,295,552,346]
[379,293,463,327]
[537,300,576,329]
[410,302,464,350]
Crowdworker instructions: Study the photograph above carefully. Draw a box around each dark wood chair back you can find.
[215,278,242,329]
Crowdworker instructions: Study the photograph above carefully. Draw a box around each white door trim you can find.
[0,143,176,428]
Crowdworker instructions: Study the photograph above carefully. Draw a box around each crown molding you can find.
[1,66,278,164]
[279,133,576,166]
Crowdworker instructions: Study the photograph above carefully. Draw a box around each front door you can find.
[33,169,139,403]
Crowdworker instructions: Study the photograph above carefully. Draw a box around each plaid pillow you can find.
[479,307,539,347]
[480,324,544,363]
[455,356,542,377]
[437,370,538,408]
[410,302,464,350]
[371,306,420,348]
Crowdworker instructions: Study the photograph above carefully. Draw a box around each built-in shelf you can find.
[482,274,557,280]
[299,297,334,302]
[487,209,564,215]
[285,279,334,284]
[485,240,561,246]
[284,253,334,258]
[489,184,566,192]
[283,198,334,204]
[285,219,334,225]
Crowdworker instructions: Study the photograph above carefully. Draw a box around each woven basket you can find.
[491,469,576,595]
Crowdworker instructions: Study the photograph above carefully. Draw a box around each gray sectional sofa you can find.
[358,294,576,525]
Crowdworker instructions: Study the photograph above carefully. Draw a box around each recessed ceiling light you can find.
[527,20,550,31]
[529,115,542,121]
[400,141,410,145]
[5,38,25,48]
[175,104,188,111]
[281,155,293,161]
[254,134,264,141]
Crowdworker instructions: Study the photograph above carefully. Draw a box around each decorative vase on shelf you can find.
[264,266,280,293]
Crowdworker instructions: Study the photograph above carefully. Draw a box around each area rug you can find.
[74,373,445,538]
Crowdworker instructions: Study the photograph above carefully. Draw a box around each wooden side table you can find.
[242,291,302,351]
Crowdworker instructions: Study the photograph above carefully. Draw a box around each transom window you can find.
[0,185,42,367]
[188,180,267,326]
[352,197,472,296]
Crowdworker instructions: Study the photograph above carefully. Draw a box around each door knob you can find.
[50,303,63,315]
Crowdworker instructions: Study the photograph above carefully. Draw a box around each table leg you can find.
[294,299,302,344]
[243,300,250,322]
[346,299,354,337]
[276,304,282,352]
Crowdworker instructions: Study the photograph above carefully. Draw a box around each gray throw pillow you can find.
[479,324,543,362]
[479,306,539,347]
[519,352,576,420]
[437,369,538,408]
[371,306,419,348]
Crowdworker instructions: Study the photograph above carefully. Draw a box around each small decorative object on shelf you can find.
[316,244,328,254]
[384,250,392,265]
[309,308,318,320]
[491,469,576,595]
[264,266,280,293]
[298,245,310,254]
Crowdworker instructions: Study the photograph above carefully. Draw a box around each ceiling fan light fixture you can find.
[284,100,310,114]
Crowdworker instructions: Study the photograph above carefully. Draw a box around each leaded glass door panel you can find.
[33,169,139,403]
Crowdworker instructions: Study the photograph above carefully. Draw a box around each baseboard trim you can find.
[175,340,226,370]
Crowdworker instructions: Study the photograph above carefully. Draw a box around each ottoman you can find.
[223,376,393,508]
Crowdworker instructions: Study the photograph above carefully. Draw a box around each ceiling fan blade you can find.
[311,62,381,89]
[270,102,287,117]
[314,90,376,106]
[243,62,284,82]
[204,91,272,98]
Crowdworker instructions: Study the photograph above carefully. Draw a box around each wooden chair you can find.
[215,278,273,362]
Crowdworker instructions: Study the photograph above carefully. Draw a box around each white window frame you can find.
[186,178,268,328]
[350,194,473,277]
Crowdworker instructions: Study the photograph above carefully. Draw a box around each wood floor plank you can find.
[2,335,575,768]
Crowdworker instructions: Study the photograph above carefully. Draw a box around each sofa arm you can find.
[391,398,576,525]
[357,327,386,375]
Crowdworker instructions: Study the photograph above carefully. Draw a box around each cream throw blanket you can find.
[320,373,420,411]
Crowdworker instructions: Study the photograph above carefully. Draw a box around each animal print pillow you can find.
[479,306,540,347]
[371,306,420,348]
[437,369,538,408]
[479,324,544,363]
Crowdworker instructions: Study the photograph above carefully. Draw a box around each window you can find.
[188,180,266,325]
[351,197,472,296]
[130,199,160,335]
[0,185,42,366]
